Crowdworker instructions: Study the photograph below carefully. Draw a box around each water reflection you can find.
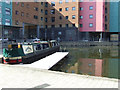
[50,46,120,79]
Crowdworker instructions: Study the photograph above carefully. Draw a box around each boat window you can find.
[42,43,49,49]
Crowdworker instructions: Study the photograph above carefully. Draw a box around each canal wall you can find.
[60,41,120,47]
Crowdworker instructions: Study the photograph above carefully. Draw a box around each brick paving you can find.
[0,64,118,89]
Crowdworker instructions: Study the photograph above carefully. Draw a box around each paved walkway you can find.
[0,64,119,89]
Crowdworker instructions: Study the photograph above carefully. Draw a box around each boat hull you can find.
[2,46,59,64]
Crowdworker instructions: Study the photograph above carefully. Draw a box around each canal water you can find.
[50,46,120,79]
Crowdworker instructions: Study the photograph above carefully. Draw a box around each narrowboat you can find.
[2,40,60,64]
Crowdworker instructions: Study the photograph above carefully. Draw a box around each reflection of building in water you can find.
[103,58,119,79]
[78,58,103,76]
[67,58,103,77]
[110,47,118,57]
[67,63,79,73]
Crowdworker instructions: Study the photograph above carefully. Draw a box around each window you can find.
[0,18,2,25]
[105,8,107,13]
[34,15,38,19]
[65,0,69,3]
[80,7,83,11]
[45,25,48,28]
[59,0,62,4]
[66,24,69,27]
[72,7,76,11]
[45,2,48,7]
[89,23,93,27]
[41,17,43,21]
[105,16,107,22]
[51,25,55,28]
[41,2,43,5]
[15,10,19,15]
[51,2,55,6]
[51,17,55,22]
[89,14,93,19]
[15,20,19,25]
[105,24,107,30]
[59,8,62,11]
[41,9,43,13]
[45,10,48,15]
[34,7,38,11]
[21,12,24,16]
[59,24,62,27]
[45,18,47,22]
[5,8,11,15]
[51,9,55,14]
[80,24,83,28]
[5,19,10,25]
[6,0,10,4]
[89,6,93,10]
[80,15,83,19]
[59,16,62,20]
[65,7,69,11]
[0,6,1,13]
[66,16,68,19]
[21,3,24,7]
[72,15,75,19]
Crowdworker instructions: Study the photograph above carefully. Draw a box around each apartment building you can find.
[0,0,119,41]
[0,0,12,25]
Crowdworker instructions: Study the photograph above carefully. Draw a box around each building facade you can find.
[0,0,120,41]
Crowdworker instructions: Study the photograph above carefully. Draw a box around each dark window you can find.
[66,24,69,27]
[105,24,107,30]
[41,2,43,5]
[59,16,62,20]
[59,8,62,11]
[45,2,48,7]
[41,9,43,13]
[34,15,38,19]
[45,10,48,15]
[51,17,55,22]
[45,18,47,22]
[80,7,83,11]
[105,16,107,22]
[65,7,69,11]
[41,17,43,21]
[15,10,19,15]
[80,24,83,28]
[51,25,55,28]
[105,8,107,13]
[59,24,62,27]
[45,25,48,28]
[34,7,38,11]
[66,16,68,19]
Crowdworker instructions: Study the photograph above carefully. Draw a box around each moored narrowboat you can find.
[2,40,60,64]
